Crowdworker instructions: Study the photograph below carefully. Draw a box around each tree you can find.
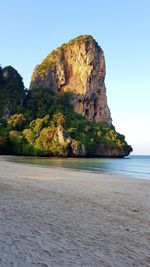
[52,112,66,127]
[8,114,25,130]
[0,136,6,152]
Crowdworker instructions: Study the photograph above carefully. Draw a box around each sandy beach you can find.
[0,156,150,267]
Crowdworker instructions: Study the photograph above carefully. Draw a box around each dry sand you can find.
[0,156,150,267]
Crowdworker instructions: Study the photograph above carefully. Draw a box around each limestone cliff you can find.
[30,35,112,124]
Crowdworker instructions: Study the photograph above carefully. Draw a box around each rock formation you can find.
[30,35,112,124]
[0,66,25,119]
[0,38,132,157]
[54,126,86,156]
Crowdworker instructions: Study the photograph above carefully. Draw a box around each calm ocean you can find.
[10,155,150,180]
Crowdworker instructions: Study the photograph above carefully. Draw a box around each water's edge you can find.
[3,155,150,180]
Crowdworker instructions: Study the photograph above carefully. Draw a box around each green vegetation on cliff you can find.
[0,64,132,157]
[0,110,132,157]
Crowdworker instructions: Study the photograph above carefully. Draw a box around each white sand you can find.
[0,156,150,267]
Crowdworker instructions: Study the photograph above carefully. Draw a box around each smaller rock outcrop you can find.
[54,126,72,147]
[54,126,86,157]
[0,66,25,118]
[71,140,86,157]
[95,145,132,158]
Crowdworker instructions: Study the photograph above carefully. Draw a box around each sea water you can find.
[10,155,150,180]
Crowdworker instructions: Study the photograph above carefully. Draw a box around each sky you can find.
[1,0,150,155]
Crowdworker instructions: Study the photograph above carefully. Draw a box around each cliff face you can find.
[30,35,112,124]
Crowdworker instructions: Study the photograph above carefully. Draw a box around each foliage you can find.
[24,87,72,120]
[8,114,25,130]
[0,107,132,157]
[0,136,6,153]
[0,120,9,153]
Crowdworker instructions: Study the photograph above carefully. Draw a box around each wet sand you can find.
[0,156,150,267]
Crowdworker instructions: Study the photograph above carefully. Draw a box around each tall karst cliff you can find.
[30,35,112,124]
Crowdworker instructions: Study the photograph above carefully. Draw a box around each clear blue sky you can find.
[1,0,150,155]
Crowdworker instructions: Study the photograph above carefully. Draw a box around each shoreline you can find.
[0,156,150,266]
[2,155,150,182]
